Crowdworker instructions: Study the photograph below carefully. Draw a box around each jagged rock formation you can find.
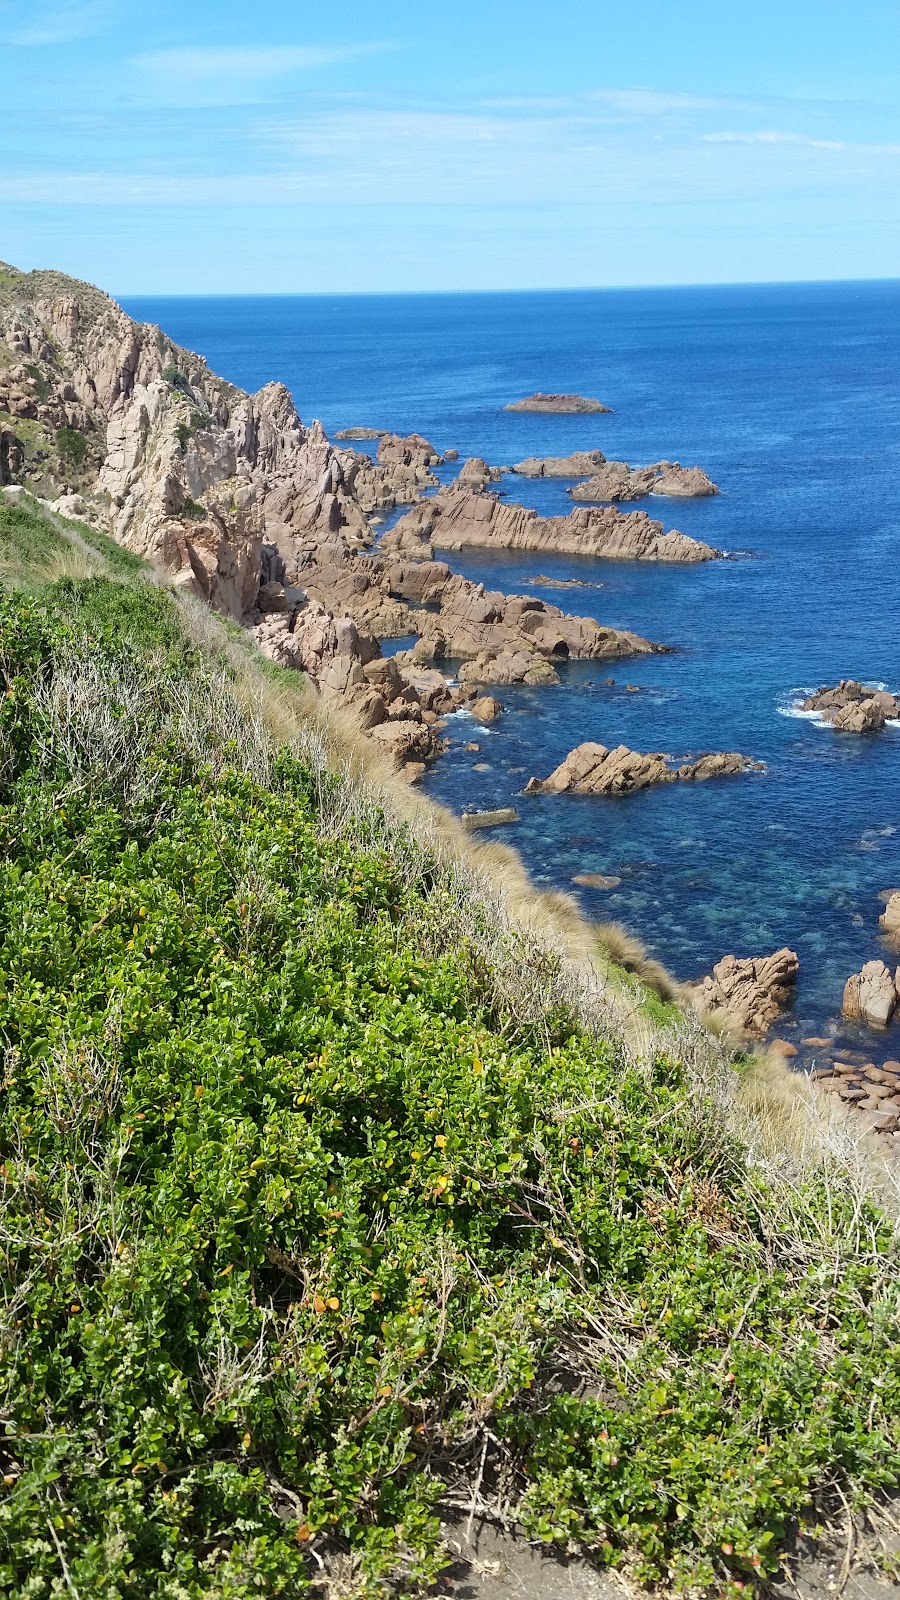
[800,680,900,733]
[505,393,612,413]
[382,486,721,564]
[510,450,609,478]
[842,961,900,1028]
[281,550,660,686]
[0,260,373,621]
[689,950,800,1038]
[568,460,719,500]
[457,457,504,487]
[524,742,762,796]
[0,261,672,765]
[881,893,900,937]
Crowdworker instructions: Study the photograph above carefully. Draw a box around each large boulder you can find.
[880,893,900,937]
[525,742,762,796]
[510,450,609,478]
[690,950,800,1038]
[842,961,899,1028]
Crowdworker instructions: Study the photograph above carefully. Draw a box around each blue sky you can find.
[3,0,900,292]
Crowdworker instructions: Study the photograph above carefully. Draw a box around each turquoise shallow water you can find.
[122,285,900,1057]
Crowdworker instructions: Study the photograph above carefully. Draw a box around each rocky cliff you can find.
[1,262,673,776]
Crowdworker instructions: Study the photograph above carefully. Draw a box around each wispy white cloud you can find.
[588,87,743,116]
[8,0,115,45]
[703,130,900,152]
[132,42,395,103]
[136,43,385,81]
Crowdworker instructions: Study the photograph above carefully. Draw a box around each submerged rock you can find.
[461,807,519,830]
[504,392,612,413]
[333,426,386,440]
[689,949,800,1038]
[525,742,762,796]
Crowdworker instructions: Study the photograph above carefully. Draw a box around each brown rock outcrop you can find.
[524,742,762,796]
[880,893,900,938]
[689,949,800,1038]
[505,393,612,413]
[411,574,661,680]
[376,432,443,469]
[800,680,900,733]
[0,263,373,619]
[457,457,504,486]
[842,961,900,1028]
[510,450,610,478]
[383,487,721,564]
[569,460,719,501]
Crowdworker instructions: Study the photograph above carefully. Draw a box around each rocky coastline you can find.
[6,259,896,1100]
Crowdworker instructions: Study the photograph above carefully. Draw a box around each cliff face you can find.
[0,262,667,776]
[0,262,369,619]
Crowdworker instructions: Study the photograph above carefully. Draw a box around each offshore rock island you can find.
[504,390,612,412]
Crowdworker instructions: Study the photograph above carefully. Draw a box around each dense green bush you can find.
[55,426,88,466]
[0,582,897,1597]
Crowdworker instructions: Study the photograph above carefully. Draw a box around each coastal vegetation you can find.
[0,493,899,1598]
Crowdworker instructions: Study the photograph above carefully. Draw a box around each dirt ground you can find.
[435,1513,900,1600]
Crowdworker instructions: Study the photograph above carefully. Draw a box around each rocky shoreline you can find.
[5,260,896,1113]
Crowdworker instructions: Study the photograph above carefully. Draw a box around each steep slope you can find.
[0,494,898,1599]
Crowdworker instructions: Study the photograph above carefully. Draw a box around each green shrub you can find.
[0,588,896,1597]
[56,425,88,466]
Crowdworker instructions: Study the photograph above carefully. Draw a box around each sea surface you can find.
[122,285,900,1058]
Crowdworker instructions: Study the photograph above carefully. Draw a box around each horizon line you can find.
[113,274,900,300]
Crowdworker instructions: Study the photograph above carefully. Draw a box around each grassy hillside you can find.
[0,493,898,1599]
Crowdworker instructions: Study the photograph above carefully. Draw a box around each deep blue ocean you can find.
[122,285,900,1057]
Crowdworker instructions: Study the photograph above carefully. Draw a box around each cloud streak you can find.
[703,130,900,153]
[125,40,399,108]
[8,0,115,46]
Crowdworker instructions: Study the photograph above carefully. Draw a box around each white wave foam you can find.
[777,688,826,723]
